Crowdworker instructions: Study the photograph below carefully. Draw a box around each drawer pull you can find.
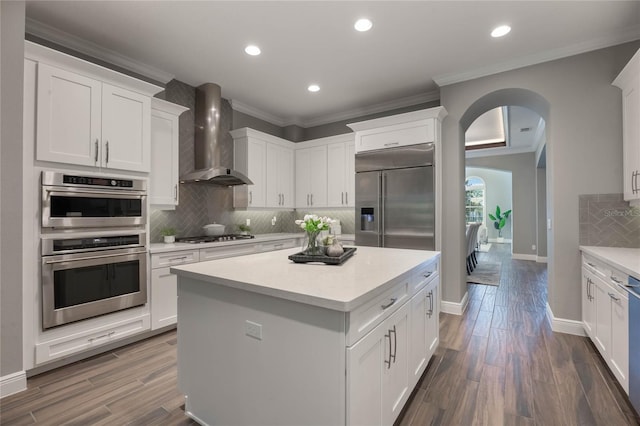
[608,292,620,302]
[610,276,622,284]
[389,325,397,364]
[168,256,188,263]
[384,142,400,147]
[88,331,115,343]
[384,332,392,369]
[587,262,597,269]
[423,271,433,278]
[381,298,397,310]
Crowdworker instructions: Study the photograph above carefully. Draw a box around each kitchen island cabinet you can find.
[171,246,440,426]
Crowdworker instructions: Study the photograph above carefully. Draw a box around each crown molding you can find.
[25,18,175,84]
[300,90,441,128]
[434,24,640,87]
[232,90,440,130]
[229,99,293,128]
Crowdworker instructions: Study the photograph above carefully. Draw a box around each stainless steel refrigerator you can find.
[355,143,435,250]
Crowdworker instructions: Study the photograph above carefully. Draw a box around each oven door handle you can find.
[44,187,146,198]
[43,249,146,264]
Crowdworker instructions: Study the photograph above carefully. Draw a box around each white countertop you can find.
[580,246,640,279]
[171,246,439,312]
[149,232,355,254]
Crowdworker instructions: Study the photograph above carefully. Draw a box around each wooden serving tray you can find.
[288,247,357,265]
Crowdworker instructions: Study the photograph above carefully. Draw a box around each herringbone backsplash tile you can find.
[578,193,640,247]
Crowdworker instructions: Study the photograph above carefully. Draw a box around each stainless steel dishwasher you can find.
[627,275,640,416]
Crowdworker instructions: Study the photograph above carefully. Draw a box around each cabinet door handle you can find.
[384,332,392,369]
[586,276,591,301]
[345,192,348,205]
[94,139,99,163]
[610,276,622,284]
[174,184,178,201]
[281,193,284,205]
[608,292,620,302]
[310,193,313,206]
[249,191,253,205]
[105,140,109,164]
[341,192,344,205]
[390,325,397,364]
[307,194,310,206]
[381,298,397,310]
[426,291,433,318]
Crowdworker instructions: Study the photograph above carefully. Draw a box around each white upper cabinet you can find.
[149,98,189,207]
[36,63,102,167]
[327,139,355,207]
[347,107,447,154]
[27,41,162,173]
[613,48,640,206]
[265,143,294,208]
[295,145,328,209]
[231,128,292,209]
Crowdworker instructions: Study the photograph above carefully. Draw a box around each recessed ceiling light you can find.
[354,18,373,32]
[308,84,320,93]
[491,25,511,38]
[244,45,261,56]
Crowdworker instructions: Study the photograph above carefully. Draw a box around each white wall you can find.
[466,167,512,241]
[440,41,640,321]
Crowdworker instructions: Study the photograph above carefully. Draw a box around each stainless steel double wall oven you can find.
[40,171,148,329]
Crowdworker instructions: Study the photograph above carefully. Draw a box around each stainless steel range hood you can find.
[180,83,253,186]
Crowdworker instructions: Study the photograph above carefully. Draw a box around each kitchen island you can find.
[171,246,440,426]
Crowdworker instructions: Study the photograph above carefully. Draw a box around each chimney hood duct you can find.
[180,83,253,186]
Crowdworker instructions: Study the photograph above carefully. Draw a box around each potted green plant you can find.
[160,227,177,243]
[488,205,511,242]
[237,224,251,235]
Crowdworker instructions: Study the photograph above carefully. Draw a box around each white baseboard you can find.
[1,370,27,398]
[536,256,548,263]
[441,291,468,316]
[511,253,537,261]
[546,303,585,336]
[488,238,512,243]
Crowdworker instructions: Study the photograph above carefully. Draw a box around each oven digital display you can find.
[62,175,133,188]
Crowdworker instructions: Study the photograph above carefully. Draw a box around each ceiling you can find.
[25,1,640,128]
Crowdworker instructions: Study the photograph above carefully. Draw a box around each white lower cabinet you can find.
[581,254,629,393]
[35,313,150,364]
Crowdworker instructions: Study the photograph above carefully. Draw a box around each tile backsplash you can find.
[578,193,640,247]
[149,79,356,242]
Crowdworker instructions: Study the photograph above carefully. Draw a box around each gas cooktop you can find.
[175,234,255,244]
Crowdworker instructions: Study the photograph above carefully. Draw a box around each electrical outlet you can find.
[532,244,536,250]
[245,320,262,340]
[547,219,552,230]
[246,218,251,226]
[271,216,276,226]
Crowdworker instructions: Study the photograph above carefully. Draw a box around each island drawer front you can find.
[582,254,608,280]
[411,260,438,295]
[582,254,629,296]
[200,243,257,261]
[151,250,200,269]
[346,279,410,346]
[357,120,434,153]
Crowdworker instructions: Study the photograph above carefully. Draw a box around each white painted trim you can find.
[511,253,537,261]
[536,256,548,263]
[0,371,27,398]
[440,291,469,316]
[302,90,441,128]
[25,18,174,84]
[488,238,512,243]
[434,24,640,87]
[546,303,586,336]
[232,90,441,129]
[465,145,536,159]
[230,99,292,128]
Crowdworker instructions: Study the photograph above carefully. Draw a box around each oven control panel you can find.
[63,174,133,188]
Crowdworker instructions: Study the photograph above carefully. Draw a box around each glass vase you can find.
[302,230,324,256]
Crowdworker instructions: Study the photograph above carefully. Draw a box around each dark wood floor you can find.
[1,243,638,425]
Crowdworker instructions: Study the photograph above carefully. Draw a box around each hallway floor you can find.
[398,243,639,425]
[1,244,638,425]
